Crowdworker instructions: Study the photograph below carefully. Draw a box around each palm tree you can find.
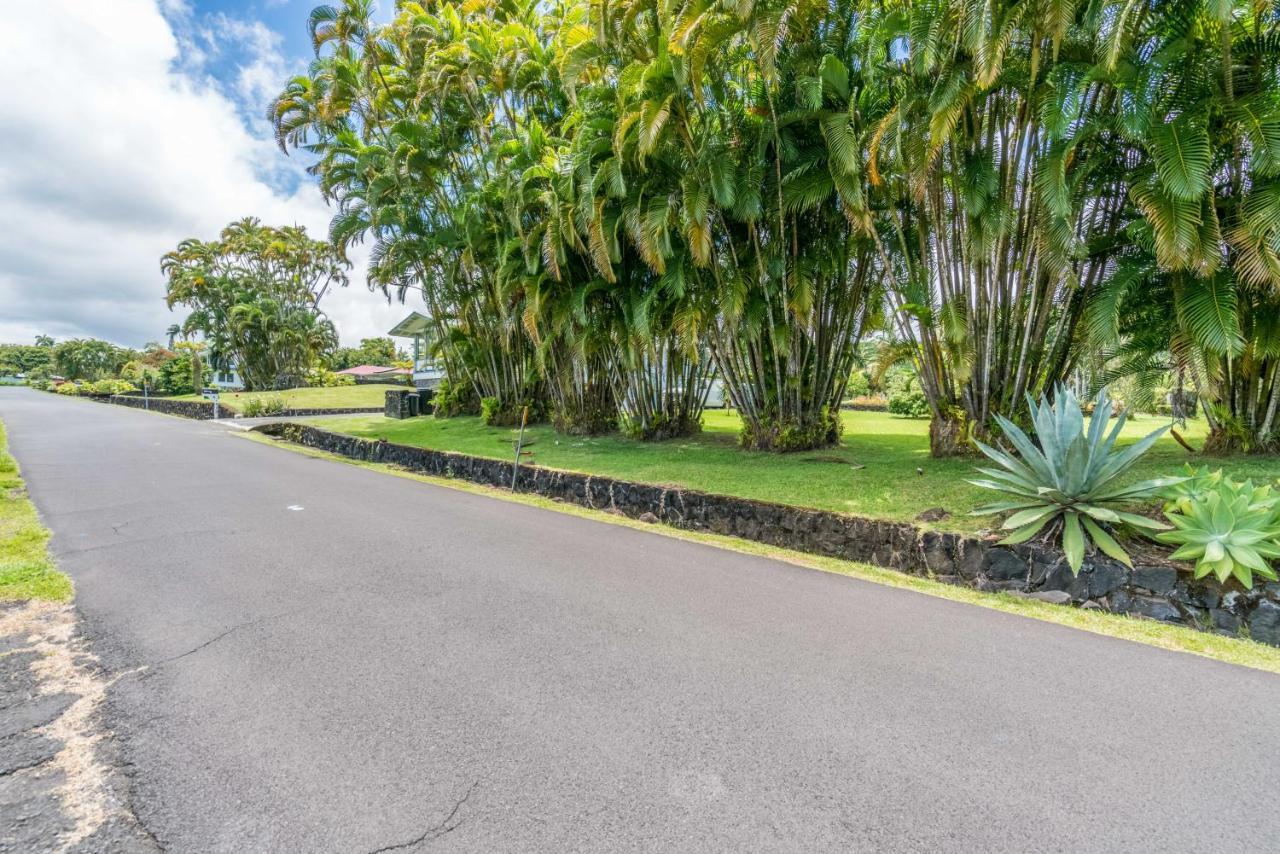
[571,0,883,449]
[162,220,347,390]
[275,0,553,423]
[842,0,1137,455]
[1089,0,1280,452]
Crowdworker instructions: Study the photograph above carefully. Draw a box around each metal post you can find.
[143,378,149,411]
[510,405,529,491]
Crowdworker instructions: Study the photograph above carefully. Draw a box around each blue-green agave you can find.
[1158,478,1280,588]
[1160,464,1225,514]
[971,387,1180,573]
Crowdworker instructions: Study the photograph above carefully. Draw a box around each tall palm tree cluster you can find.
[271,0,1280,454]
[161,218,350,391]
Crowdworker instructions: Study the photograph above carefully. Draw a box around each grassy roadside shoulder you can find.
[236,428,1280,674]
[0,419,72,601]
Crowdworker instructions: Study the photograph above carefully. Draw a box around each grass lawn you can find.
[311,408,1280,534]
[174,383,405,413]
[0,420,72,601]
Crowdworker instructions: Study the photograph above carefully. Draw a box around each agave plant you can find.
[1160,465,1225,514]
[971,387,1180,573]
[1158,479,1280,588]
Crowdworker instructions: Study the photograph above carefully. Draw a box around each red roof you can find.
[336,365,410,376]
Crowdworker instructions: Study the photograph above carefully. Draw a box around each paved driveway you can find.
[2,388,1278,853]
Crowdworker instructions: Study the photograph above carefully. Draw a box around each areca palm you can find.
[573,0,883,449]
[275,0,554,422]
[850,0,1133,455]
[1090,0,1280,452]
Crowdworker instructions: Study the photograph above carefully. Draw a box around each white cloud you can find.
[0,0,412,348]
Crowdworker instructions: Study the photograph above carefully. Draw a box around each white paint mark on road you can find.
[287,505,304,512]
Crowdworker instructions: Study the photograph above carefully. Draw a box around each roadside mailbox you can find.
[201,387,220,419]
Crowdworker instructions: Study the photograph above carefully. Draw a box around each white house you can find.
[388,312,445,391]
[211,363,242,390]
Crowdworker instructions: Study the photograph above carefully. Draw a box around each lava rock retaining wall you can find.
[257,422,1280,647]
[95,394,215,419]
[96,394,382,419]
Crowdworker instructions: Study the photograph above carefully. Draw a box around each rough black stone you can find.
[384,389,415,419]
[1210,608,1241,634]
[1122,595,1183,623]
[1087,561,1130,599]
[1249,600,1280,646]
[1132,565,1177,595]
[981,549,1028,582]
[1038,561,1077,594]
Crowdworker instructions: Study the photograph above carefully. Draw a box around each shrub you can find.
[740,409,842,450]
[885,372,929,418]
[120,360,160,390]
[1158,475,1280,588]
[157,352,204,395]
[481,396,545,427]
[432,377,479,418]
[240,395,287,417]
[970,386,1178,572]
[90,379,136,396]
[846,369,871,399]
[55,382,79,395]
[304,368,356,388]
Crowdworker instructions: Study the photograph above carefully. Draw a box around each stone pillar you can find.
[385,389,414,419]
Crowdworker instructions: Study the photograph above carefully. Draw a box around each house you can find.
[335,365,412,384]
[388,312,445,391]
[211,364,242,389]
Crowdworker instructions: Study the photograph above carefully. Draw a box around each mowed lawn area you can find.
[311,409,1280,534]
[175,384,405,413]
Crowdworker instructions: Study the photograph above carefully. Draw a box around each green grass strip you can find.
[0,419,72,601]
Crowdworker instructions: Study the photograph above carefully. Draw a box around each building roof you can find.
[336,365,410,376]
[388,311,432,337]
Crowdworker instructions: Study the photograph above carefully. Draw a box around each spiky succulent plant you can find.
[1160,464,1225,514]
[971,386,1180,573]
[1158,478,1280,588]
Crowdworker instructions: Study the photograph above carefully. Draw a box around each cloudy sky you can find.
[0,0,411,349]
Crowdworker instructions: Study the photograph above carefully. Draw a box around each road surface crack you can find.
[367,781,479,853]
[142,607,304,674]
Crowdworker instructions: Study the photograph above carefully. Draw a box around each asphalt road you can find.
[3,387,1279,853]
